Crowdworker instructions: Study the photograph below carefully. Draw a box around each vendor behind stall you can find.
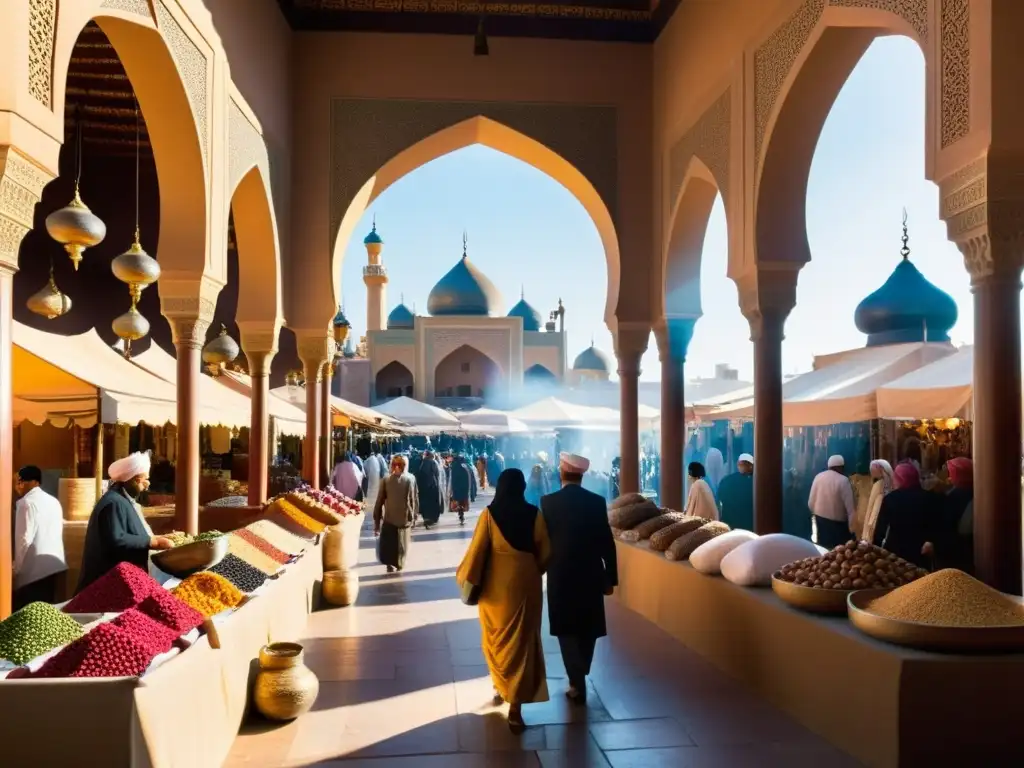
[75,452,174,593]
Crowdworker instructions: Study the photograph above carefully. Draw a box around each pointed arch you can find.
[230,164,283,327]
[375,361,414,401]
[525,364,557,382]
[433,344,502,401]
[331,116,621,326]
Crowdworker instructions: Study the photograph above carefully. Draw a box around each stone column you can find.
[321,358,334,486]
[0,145,54,618]
[655,317,697,511]
[170,317,210,535]
[615,325,649,496]
[298,334,332,490]
[240,326,278,507]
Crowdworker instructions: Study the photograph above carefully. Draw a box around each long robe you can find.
[456,508,550,705]
[77,486,151,593]
[684,477,718,520]
[374,473,418,569]
[414,457,446,524]
[717,471,754,531]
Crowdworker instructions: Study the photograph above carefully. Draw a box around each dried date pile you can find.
[777,541,928,591]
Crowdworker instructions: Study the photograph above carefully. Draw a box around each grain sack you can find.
[608,499,660,530]
[609,493,646,510]
[649,516,706,552]
[619,513,683,542]
[666,521,730,561]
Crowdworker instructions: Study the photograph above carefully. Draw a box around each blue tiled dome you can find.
[333,305,350,328]
[427,243,503,317]
[854,243,958,347]
[507,295,543,332]
[573,344,611,373]
[387,303,415,330]
[363,223,383,246]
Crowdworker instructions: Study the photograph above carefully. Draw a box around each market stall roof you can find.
[13,322,184,427]
[704,343,956,427]
[127,345,306,436]
[457,407,532,435]
[270,384,406,432]
[371,396,460,431]
[876,345,973,420]
[510,397,615,428]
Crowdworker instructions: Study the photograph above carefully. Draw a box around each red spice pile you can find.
[112,609,180,656]
[64,563,159,614]
[136,588,205,635]
[33,623,155,678]
[234,528,291,564]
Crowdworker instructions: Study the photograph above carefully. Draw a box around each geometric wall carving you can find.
[27,0,58,108]
[939,0,971,148]
[154,0,209,161]
[828,0,929,43]
[667,88,731,208]
[228,97,270,194]
[100,0,153,16]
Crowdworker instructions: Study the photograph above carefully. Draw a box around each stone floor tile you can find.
[589,718,695,751]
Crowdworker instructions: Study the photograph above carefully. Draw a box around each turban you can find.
[559,452,590,474]
[947,457,973,488]
[827,455,845,469]
[738,453,754,465]
[108,452,151,483]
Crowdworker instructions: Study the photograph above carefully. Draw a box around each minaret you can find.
[362,216,387,332]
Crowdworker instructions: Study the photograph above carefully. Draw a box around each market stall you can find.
[371,395,461,433]
[876,344,973,420]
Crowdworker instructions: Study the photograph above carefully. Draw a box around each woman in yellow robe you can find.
[456,468,550,733]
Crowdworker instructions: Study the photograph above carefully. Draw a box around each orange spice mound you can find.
[172,571,243,618]
[285,492,344,526]
[866,569,1024,627]
[266,498,327,536]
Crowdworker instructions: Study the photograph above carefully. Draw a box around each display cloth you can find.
[875,344,974,420]
[0,539,323,768]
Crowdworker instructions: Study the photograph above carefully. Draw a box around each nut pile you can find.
[172,571,244,617]
[866,569,1024,627]
[33,623,154,678]
[64,562,159,614]
[208,553,268,593]
[234,528,291,564]
[0,602,84,665]
[777,541,928,590]
[246,520,308,555]
[227,534,283,575]
[136,589,205,635]
[111,609,179,656]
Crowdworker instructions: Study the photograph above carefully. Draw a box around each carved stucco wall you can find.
[329,98,618,242]
[228,97,271,193]
[28,0,57,108]
[667,88,731,211]
[153,0,209,161]
[100,0,152,16]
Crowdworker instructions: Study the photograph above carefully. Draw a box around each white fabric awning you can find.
[271,385,407,432]
[876,345,974,420]
[458,408,532,435]
[372,396,460,430]
[510,397,616,429]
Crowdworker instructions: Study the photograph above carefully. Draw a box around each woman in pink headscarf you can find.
[871,460,938,567]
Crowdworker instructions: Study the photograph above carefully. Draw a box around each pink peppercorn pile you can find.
[64,562,160,614]
[111,609,180,656]
[33,623,156,678]
[136,588,205,635]
[234,528,291,565]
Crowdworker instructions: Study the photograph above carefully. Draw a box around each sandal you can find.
[507,708,525,734]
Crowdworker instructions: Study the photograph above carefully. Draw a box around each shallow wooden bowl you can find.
[152,536,228,578]
[847,589,1024,653]
[771,572,861,615]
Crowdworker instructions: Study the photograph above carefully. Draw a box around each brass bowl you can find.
[847,589,1024,653]
[152,536,228,578]
[771,572,864,615]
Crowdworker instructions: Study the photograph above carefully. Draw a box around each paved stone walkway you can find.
[225,491,860,767]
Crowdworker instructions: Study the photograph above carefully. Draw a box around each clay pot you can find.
[253,642,319,721]
[322,513,364,571]
[322,569,359,607]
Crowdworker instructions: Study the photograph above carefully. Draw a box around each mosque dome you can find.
[507,292,543,332]
[363,223,383,246]
[387,302,415,330]
[854,218,958,347]
[573,343,612,373]
[427,236,503,317]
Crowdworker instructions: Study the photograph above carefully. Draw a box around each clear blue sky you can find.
[339,36,971,382]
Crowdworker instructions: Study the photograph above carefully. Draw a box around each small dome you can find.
[387,303,415,330]
[573,344,611,373]
[427,237,503,316]
[343,336,357,358]
[854,222,958,347]
[333,305,350,328]
[507,294,543,332]
[363,222,383,246]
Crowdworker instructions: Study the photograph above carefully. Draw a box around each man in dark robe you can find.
[449,455,474,525]
[77,452,173,593]
[414,451,446,528]
[717,453,754,531]
[541,452,617,705]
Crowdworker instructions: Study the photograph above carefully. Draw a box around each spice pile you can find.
[246,520,308,556]
[64,562,159,613]
[777,541,928,591]
[208,553,268,593]
[227,534,283,575]
[136,589,205,635]
[267,498,327,539]
[172,571,244,617]
[865,569,1024,627]
[33,623,155,678]
[235,528,291,564]
[111,609,180,656]
[0,602,85,665]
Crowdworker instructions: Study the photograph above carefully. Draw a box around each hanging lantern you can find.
[202,324,240,376]
[45,185,106,271]
[332,305,351,348]
[26,266,72,319]
[111,231,160,301]
[112,304,150,346]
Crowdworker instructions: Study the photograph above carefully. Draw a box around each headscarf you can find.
[704,448,726,496]
[487,468,537,553]
[870,459,895,495]
[947,457,973,489]
[108,452,151,483]
[894,461,921,490]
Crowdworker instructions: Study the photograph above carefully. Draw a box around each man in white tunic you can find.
[13,466,67,609]
[807,455,855,550]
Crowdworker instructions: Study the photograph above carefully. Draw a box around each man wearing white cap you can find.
[808,454,856,550]
[76,452,174,593]
[716,453,754,531]
[540,452,618,706]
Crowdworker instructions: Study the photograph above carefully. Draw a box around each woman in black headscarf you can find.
[456,468,551,733]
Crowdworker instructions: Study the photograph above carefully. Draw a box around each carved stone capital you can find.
[613,321,650,370]
[160,274,221,330]
[735,262,799,330]
[0,146,54,271]
[244,348,276,378]
[170,317,211,351]
[238,321,281,364]
[296,332,334,378]
[654,315,698,364]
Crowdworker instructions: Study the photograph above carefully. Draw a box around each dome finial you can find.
[900,208,910,261]
[400,292,405,304]
[462,230,468,259]
[521,284,525,300]
[372,213,376,232]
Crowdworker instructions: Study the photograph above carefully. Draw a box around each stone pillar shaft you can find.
[321,363,333,486]
[172,319,209,535]
[303,360,322,489]
[246,350,274,507]
[0,267,14,618]
[656,317,696,511]
[750,312,786,535]
[617,352,643,496]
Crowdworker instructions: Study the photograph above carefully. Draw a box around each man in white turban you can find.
[76,451,173,593]
[808,454,856,550]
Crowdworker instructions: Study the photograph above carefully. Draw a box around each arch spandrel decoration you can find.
[28,0,58,109]
[667,88,731,213]
[152,0,209,162]
[228,97,272,195]
[100,0,152,16]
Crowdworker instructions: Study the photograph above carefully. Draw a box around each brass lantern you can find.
[112,304,150,345]
[26,266,72,320]
[111,230,160,302]
[332,305,351,348]
[45,184,107,270]
[202,324,240,376]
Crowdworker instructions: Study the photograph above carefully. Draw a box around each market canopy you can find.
[271,384,407,433]
[876,345,973,420]
[457,407,532,435]
[372,396,460,431]
[510,397,616,429]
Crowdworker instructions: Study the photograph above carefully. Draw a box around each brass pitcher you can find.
[253,642,319,721]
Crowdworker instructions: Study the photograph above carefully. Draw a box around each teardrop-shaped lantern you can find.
[202,324,240,376]
[112,305,150,343]
[111,232,160,300]
[45,185,107,270]
[26,268,72,320]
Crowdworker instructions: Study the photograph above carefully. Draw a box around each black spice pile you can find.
[207,554,267,594]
